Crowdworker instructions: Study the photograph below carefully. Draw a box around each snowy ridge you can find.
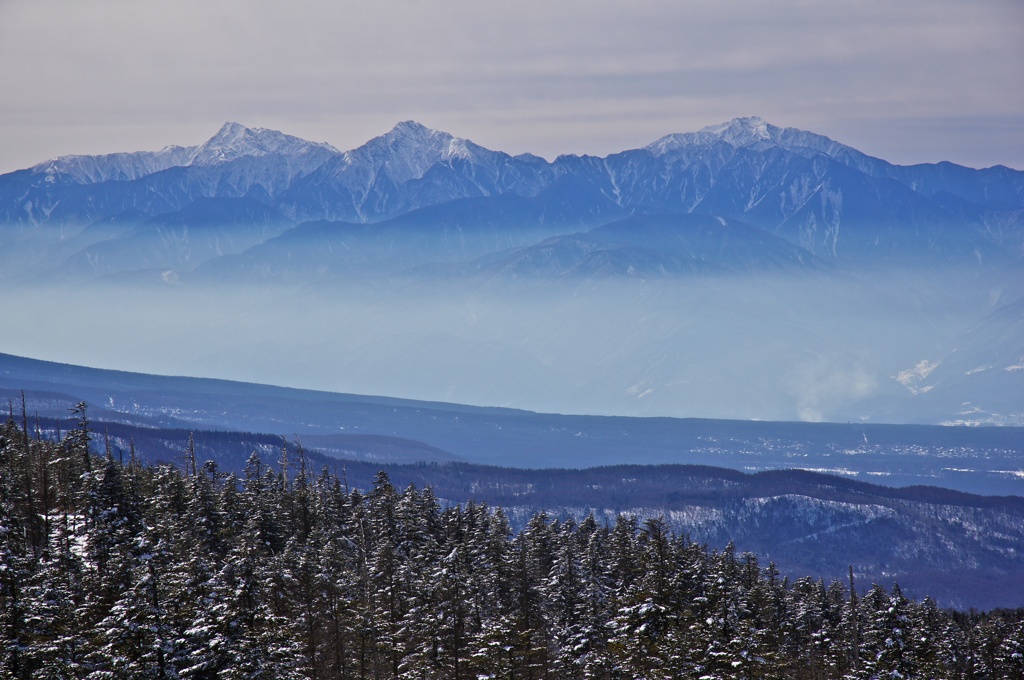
[30,145,198,185]
[27,122,341,186]
[340,120,504,184]
[186,122,340,166]
[645,116,780,155]
[645,116,875,167]
[699,115,774,145]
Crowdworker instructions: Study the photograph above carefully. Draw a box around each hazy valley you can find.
[1,117,1022,425]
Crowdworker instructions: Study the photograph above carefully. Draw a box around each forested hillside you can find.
[10,395,1024,609]
[3,411,1024,678]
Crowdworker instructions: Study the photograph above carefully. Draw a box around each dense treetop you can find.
[2,408,1023,678]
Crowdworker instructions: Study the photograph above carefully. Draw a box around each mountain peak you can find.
[646,116,783,156]
[699,116,775,144]
[344,120,499,184]
[216,120,249,134]
[189,122,340,166]
[375,120,456,152]
[644,116,875,169]
[390,120,432,135]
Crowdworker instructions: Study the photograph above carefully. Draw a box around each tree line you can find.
[1,405,1023,679]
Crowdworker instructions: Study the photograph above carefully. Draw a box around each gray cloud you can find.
[1,0,1022,172]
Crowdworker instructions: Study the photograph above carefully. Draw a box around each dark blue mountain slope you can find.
[408,213,828,283]
[193,192,618,283]
[52,197,290,280]
[2,352,1021,496]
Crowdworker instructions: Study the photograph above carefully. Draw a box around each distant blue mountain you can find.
[465,214,830,282]
[2,117,1022,283]
[58,197,290,280]
[193,193,609,283]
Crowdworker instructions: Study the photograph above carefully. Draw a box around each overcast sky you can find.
[1,0,1022,174]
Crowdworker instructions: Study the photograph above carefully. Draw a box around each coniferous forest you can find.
[2,409,1024,679]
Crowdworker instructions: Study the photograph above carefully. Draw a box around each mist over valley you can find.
[2,117,1021,425]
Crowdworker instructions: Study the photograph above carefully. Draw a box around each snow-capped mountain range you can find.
[6,116,1022,256]
[1,118,1022,426]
